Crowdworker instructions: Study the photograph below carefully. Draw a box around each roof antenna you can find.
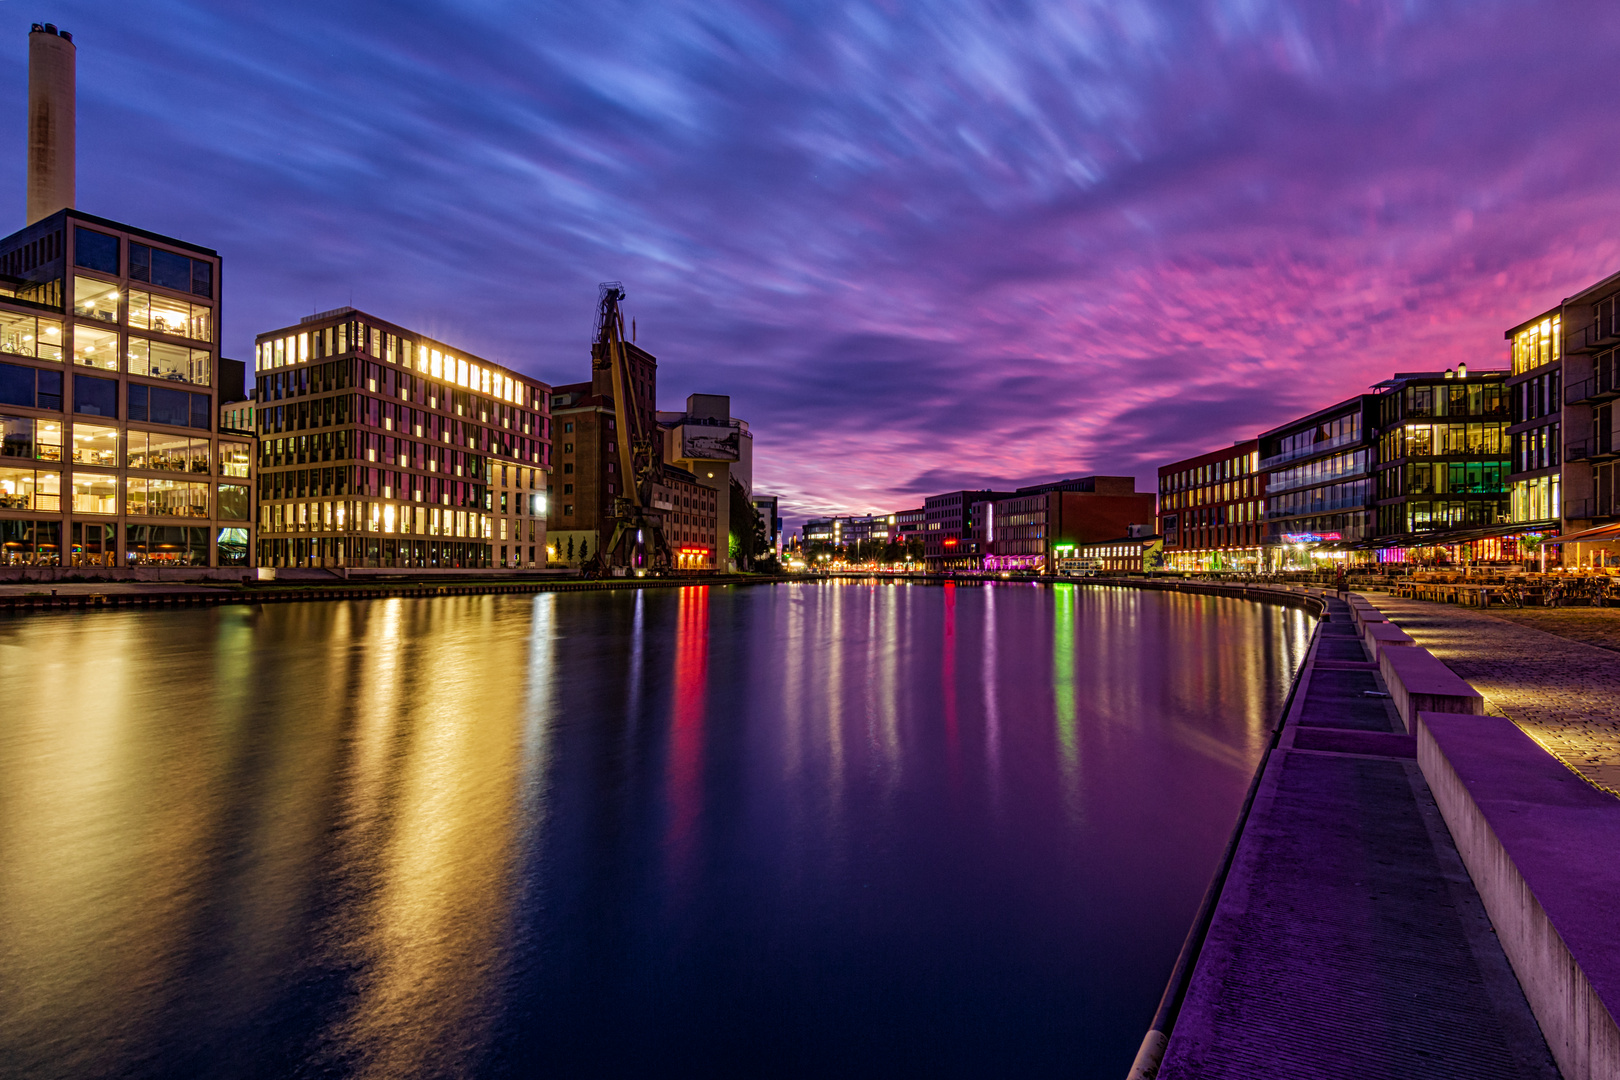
[632,318,637,343]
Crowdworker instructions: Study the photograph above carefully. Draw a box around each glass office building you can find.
[0,210,248,569]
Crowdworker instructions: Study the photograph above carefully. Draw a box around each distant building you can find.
[1074,532,1163,574]
[797,512,898,553]
[1158,443,1264,573]
[659,393,753,570]
[984,476,1157,573]
[924,489,1011,570]
[894,507,924,544]
[750,493,782,556]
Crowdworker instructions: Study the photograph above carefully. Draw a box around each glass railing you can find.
[1264,460,1369,495]
[1259,432,1362,470]
[1266,492,1372,519]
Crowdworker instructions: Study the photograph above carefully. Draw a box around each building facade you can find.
[1157,443,1264,572]
[659,393,753,569]
[924,489,1010,570]
[252,307,550,569]
[1504,310,1563,534]
[1259,396,1378,569]
[1370,369,1512,560]
[985,477,1157,573]
[750,493,782,556]
[0,210,249,570]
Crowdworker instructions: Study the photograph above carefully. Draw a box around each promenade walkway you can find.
[1373,595,1620,798]
[1156,599,1559,1079]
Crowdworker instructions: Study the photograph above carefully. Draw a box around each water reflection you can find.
[0,582,1309,1079]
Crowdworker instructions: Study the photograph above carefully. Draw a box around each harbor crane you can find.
[590,282,672,575]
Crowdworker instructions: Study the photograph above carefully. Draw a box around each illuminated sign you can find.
[943,538,958,547]
[1280,532,1342,543]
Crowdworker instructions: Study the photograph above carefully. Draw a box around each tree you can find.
[579,537,589,562]
[728,477,762,570]
[567,535,575,561]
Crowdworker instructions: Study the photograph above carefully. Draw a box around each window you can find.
[217,484,250,520]
[218,442,250,477]
[73,228,119,275]
[0,313,63,360]
[563,462,573,474]
[127,338,210,385]
[0,466,59,511]
[126,525,210,565]
[563,483,573,494]
[73,277,120,323]
[127,430,210,473]
[564,422,573,433]
[564,504,573,516]
[73,325,119,370]
[563,442,574,453]
[0,416,61,461]
[217,526,248,566]
[0,363,62,410]
[71,423,118,467]
[70,471,118,514]
[129,243,212,299]
[128,385,211,430]
[127,290,212,342]
[127,477,209,517]
[73,375,118,417]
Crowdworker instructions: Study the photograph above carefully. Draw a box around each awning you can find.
[1544,522,1620,544]
[1348,522,1557,550]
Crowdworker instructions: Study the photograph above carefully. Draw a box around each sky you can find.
[3,1,1619,524]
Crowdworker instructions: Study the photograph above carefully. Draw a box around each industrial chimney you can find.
[26,23,75,226]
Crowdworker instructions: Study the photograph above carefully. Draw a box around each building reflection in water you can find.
[0,583,1310,1079]
[663,586,708,892]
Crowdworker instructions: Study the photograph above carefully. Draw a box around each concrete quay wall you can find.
[1417,712,1620,1080]
[1136,588,1591,1080]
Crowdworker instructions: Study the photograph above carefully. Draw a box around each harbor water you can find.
[0,580,1310,1078]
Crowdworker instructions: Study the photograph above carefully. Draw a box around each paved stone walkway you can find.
[1159,601,1559,1079]
[1371,595,1620,799]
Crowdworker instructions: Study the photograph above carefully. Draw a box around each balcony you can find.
[1259,431,1362,471]
[1565,320,1620,355]
[1564,498,1618,522]
[1565,375,1620,407]
[1566,439,1619,463]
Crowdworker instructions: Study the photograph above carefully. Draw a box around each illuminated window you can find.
[73,277,120,324]
[127,338,210,386]
[72,325,118,371]
[70,471,118,514]
[0,312,63,360]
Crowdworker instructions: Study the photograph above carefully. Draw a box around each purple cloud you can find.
[4,0,1619,526]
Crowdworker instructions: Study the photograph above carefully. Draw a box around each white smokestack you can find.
[27,23,75,226]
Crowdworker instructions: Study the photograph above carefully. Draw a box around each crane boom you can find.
[590,282,671,574]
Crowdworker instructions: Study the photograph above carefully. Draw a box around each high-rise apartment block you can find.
[252,308,550,569]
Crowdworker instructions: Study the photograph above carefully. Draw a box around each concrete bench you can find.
[1379,645,1484,732]
[1364,621,1416,662]
[1417,712,1620,1080]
